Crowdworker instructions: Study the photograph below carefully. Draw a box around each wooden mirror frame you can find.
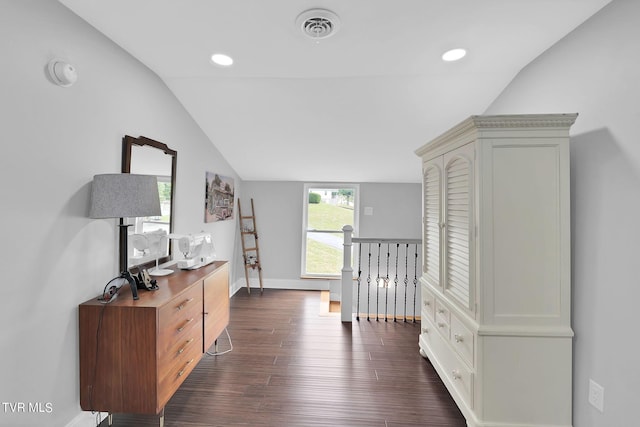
[122,135,177,271]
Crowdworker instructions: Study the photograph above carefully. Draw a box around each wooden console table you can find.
[79,261,229,424]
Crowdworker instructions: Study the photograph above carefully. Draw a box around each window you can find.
[133,176,172,234]
[302,184,359,277]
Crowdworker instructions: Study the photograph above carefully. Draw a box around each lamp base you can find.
[121,270,139,300]
[149,267,173,276]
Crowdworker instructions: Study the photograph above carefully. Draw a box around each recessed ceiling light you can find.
[442,48,467,62]
[211,53,233,67]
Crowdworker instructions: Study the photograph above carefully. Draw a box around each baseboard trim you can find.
[64,411,107,427]
[230,278,335,296]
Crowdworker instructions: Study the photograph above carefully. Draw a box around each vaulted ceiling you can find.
[59,0,611,183]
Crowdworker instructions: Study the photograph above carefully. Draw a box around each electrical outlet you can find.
[588,379,604,412]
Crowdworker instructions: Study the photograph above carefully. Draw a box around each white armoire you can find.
[416,114,577,427]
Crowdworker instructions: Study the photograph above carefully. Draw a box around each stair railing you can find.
[341,225,421,323]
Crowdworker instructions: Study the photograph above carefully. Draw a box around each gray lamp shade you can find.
[90,173,161,219]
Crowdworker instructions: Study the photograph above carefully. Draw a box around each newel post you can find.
[341,225,353,322]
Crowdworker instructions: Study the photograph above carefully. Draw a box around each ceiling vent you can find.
[296,9,341,40]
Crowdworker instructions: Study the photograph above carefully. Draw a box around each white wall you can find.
[237,181,421,293]
[484,0,640,424]
[0,1,239,426]
[359,182,422,240]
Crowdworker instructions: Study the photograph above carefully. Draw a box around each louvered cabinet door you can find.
[422,157,443,290]
[443,143,474,312]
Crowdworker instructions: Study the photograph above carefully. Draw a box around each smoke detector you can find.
[47,58,78,87]
[296,9,341,40]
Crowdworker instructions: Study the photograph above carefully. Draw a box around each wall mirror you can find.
[122,135,177,270]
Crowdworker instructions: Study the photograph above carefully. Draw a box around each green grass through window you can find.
[305,238,343,275]
[308,202,353,230]
[306,201,354,275]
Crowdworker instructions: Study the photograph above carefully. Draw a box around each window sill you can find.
[300,275,341,280]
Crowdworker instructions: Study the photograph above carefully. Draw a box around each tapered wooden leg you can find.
[159,408,164,427]
[107,413,113,426]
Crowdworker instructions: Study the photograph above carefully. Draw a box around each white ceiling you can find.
[59,0,610,183]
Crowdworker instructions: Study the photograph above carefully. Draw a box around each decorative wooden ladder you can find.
[238,198,264,294]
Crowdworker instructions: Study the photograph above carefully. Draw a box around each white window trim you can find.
[301,183,360,278]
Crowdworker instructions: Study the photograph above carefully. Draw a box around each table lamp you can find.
[89,173,161,300]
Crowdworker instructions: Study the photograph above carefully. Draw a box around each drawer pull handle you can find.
[437,308,445,314]
[177,359,195,377]
[177,338,195,355]
[421,327,429,334]
[452,370,462,380]
[454,334,463,343]
[177,298,194,311]
[424,301,431,306]
[177,318,194,332]
[437,322,446,328]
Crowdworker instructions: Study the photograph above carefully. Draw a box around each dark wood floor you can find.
[102,289,466,426]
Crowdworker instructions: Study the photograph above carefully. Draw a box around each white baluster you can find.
[341,225,354,322]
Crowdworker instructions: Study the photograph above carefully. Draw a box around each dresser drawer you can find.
[159,317,202,366]
[157,333,203,408]
[450,314,474,368]
[421,284,436,321]
[158,286,203,353]
[159,285,202,327]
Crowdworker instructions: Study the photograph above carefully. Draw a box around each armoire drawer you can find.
[421,284,436,321]
[435,299,451,339]
[447,354,473,407]
[427,316,474,407]
[420,317,434,342]
[450,314,474,368]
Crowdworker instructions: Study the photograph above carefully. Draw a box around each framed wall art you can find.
[205,171,235,223]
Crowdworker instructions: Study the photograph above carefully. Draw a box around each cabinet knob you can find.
[421,328,429,334]
[424,301,430,306]
[452,370,462,380]
[454,334,463,343]
[437,322,446,328]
